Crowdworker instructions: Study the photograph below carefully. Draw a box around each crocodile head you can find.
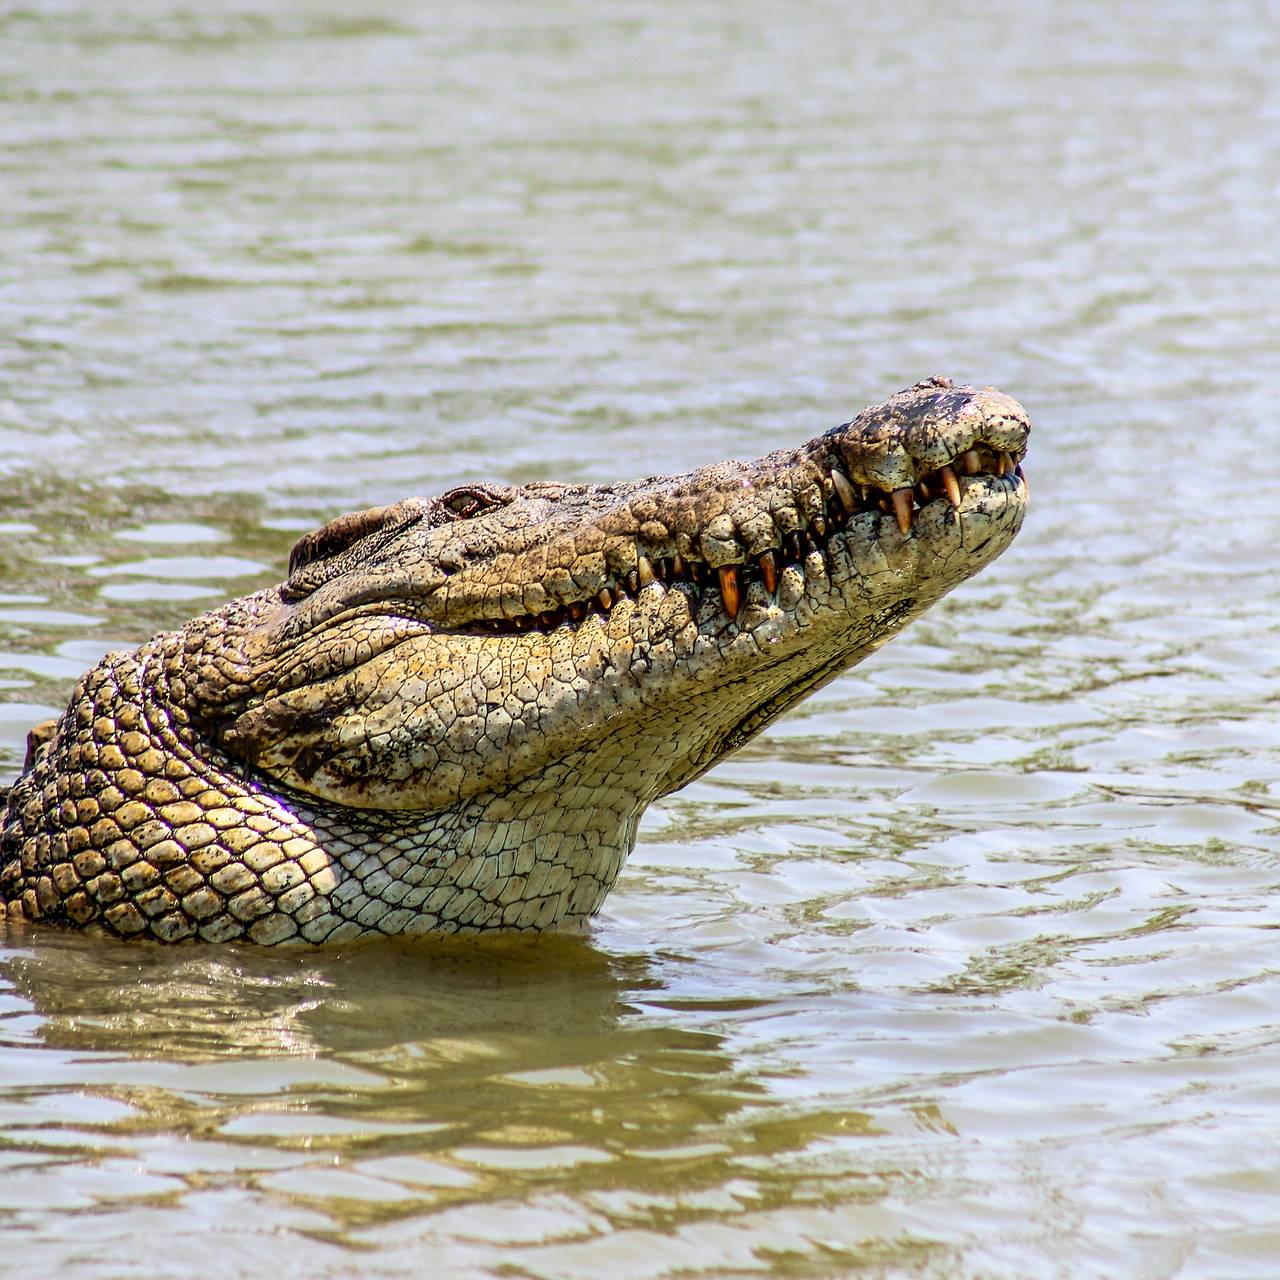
[0,376,1030,942]
[184,377,1030,817]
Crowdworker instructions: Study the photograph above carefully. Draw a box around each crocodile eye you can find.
[440,486,506,520]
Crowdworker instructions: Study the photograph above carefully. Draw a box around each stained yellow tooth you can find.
[760,550,778,594]
[637,554,656,587]
[940,463,962,508]
[891,487,914,535]
[831,468,858,513]
[999,451,1015,476]
[718,565,741,616]
[597,587,613,610]
[673,554,685,577]
[962,449,982,476]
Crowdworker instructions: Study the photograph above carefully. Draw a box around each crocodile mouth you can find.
[456,443,1026,637]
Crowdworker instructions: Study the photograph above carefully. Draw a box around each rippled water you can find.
[1,1,1278,1275]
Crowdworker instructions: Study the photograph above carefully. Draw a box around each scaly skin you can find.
[0,378,1030,944]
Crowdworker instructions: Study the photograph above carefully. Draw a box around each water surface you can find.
[1,2,1278,1276]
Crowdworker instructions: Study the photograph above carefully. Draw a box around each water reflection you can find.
[0,926,771,1156]
[0,927,902,1270]
[0,928,657,1060]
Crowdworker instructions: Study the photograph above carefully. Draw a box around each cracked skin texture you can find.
[0,378,1031,945]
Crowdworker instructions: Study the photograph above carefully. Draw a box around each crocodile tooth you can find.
[718,565,741,617]
[939,463,961,507]
[999,451,1015,476]
[830,468,858,515]
[637,554,656,588]
[811,512,826,538]
[784,530,803,561]
[759,550,778,594]
[961,449,982,476]
[673,554,685,578]
[597,587,613,610]
[625,569,639,594]
[891,488,914,535]
[569,602,586,623]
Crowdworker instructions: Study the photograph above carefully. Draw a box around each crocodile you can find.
[0,378,1030,945]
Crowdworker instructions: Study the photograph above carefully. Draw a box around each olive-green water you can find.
[1,2,1277,1276]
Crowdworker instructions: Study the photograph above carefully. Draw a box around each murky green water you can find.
[1,1,1278,1275]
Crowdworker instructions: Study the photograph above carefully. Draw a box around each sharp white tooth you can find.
[831,468,858,513]
[891,487,914,535]
[939,464,961,508]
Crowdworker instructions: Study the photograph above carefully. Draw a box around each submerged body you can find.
[0,379,1030,944]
